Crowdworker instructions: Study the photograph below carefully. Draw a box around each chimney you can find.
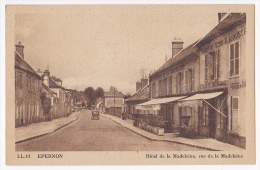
[43,66,50,87]
[140,78,148,89]
[218,13,227,23]
[15,42,24,59]
[172,38,184,58]
[36,69,42,76]
[136,81,141,92]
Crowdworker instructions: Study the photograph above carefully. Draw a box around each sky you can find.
[14,5,224,94]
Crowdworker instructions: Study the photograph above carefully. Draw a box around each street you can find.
[16,110,205,151]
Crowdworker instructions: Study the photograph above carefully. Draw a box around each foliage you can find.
[95,87,104,98]
[83,87,105,107]
[180,127,197,139]
[40,93,52,116]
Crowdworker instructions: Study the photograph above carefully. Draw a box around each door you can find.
[208,100,216,138]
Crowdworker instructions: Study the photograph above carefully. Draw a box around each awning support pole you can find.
[203,99,227,118]
[219,96,227,110]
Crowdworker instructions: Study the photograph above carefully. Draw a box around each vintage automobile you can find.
[91,110,100,120]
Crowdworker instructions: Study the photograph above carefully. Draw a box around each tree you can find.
[95,87,104,98]
[84,87,96,107]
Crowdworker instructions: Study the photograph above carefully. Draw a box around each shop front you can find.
[135,96,186,133]
[178,91,227,139]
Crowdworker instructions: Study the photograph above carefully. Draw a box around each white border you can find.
[0,1,259,170]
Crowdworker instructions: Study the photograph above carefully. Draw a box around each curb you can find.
[15,112,81,144]
[101,114,219,151]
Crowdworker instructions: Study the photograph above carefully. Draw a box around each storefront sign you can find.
[199,80,228,90]
[201,28,246,54]
[229,81,246,90]
[199,80,246,90]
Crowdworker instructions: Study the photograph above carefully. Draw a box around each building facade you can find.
[196,13,246,148]
[125,79,150,120]
[15,42,43,127]
[137,13,246,148]
[103,87,125,117]
[141,39,200,133]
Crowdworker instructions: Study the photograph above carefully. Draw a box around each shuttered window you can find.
[205,54,208,82]
[230,42,240,76]
[230,96,239,132]
[168,76,172,95]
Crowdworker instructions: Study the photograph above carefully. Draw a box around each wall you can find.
[150,54,200,98]
[105,97,124,108]
[199,22,246,148]
[15,69,42,127]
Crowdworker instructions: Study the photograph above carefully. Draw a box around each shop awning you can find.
[180,91,226,118]
[136,96,186,111]
[138,96,186,106]
[180,91,224,101]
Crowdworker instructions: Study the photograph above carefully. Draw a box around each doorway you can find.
[208,100,216,138]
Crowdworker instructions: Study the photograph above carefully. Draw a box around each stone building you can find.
[125,79,150,120]
[195,13,246,148]
[103,87,124,117]
[136,13,247,148]
[15,42,43,127]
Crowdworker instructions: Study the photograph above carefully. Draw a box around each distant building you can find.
[126,79,149,120]
[15,42,43,127]
[103,87,124,117]
[41,67,72,118]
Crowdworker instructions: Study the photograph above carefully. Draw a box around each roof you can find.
[51,76,62,82]
[104,88,124,97]
[150,40,199,78]
[15,52,41,79]
[42,83,57,97]
[125,85,150,102]
[197,13,246,47]
[49,77,61,88]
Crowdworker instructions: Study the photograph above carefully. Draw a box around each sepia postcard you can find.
[5,4,255,165]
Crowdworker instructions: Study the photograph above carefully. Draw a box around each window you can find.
[230,42,240,76]
[32,77,35,91]
[176,72,184,94]
[212,50,219,80]
[152,82,156,98]
[163,78,167,96]
[168,76,172,95]
[19,74,23,89]
[205,54,208,82]
[185,69,194,92]
[184,70,188,92]
[203,104,209,126]
[230,96,239,132]
[158,80,162,96]
[27,76,30,90]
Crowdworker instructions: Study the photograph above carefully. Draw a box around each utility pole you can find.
[114,87,115,116]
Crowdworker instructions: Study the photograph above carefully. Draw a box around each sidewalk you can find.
[101,113,245,151]
[15,111,80,143]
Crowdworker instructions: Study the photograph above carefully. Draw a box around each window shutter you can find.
[216,49,219,79]
[192,68,195,91]
[205,55,208,82]
[176,73,179,94]
[184,70,188,92]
